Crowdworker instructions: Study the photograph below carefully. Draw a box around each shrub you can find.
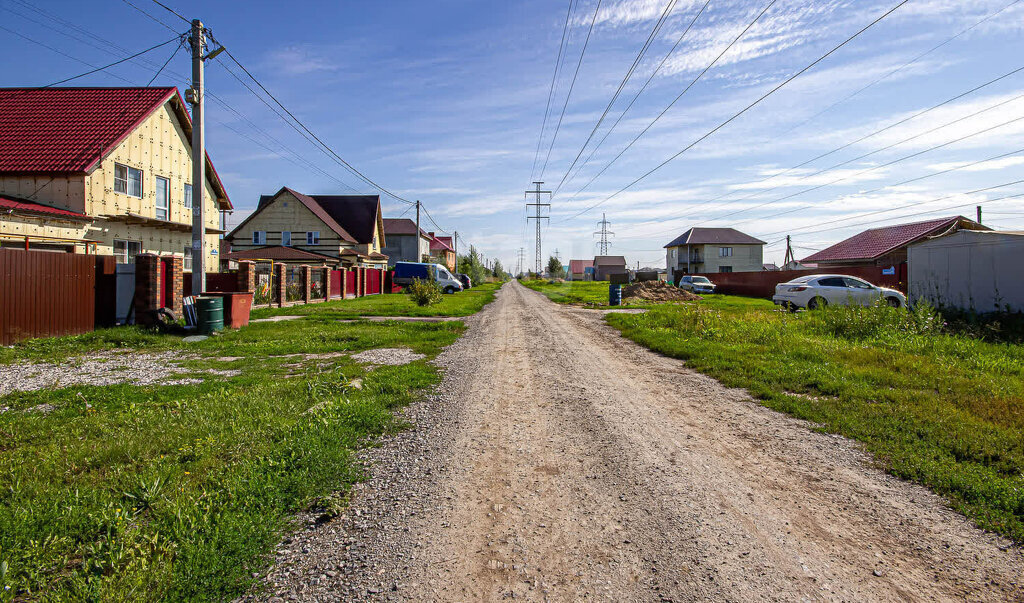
[406,278,443,306]
[809,300,942,341]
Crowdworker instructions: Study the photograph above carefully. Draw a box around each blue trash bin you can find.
[609,284,622,306]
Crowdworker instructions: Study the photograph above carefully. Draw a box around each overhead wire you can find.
[531,0,577,183]
[559,0,913,222]
[537,0,604,181]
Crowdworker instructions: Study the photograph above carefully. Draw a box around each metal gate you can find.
[115,263,136,325]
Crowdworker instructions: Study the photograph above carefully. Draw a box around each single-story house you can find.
[221,245,343,268]
[594,255,628,281]
[801,215,987,268]
[382,218,431,265]
[568,259,593,281]
[429,233,456,271]
[665,227,765,281]
[0,87,231,268]
[908,229,1024,313]
[225,187,388,268]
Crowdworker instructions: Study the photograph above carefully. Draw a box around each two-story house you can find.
[664,227,765,281]
[224,187,388,268]
[0,87,231,268]
[382,218,431,265]
[428,233,456,271]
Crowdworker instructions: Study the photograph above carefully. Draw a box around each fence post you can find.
[340,268,348,298]
[237,260,256,293]
[302,265,312,304]
[322,266,330,300]
[359,267,366,297]
[134,253,160,326]
[274,262,286,307]
[163,255,183,317]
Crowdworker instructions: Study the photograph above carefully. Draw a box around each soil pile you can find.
[621,280,702,302]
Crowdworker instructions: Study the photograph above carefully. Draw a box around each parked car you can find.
[772,274,906,311]
[456,273,472,289]
[678,275,716,294]
[392,262,463,293]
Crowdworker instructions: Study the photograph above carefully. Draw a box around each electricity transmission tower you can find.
[525,182,551,275]
[516,247,526,276]
[594,213,614,255]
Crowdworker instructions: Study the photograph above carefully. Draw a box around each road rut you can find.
[261,280,1023,602]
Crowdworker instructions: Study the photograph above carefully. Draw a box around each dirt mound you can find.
[621,280,702,302]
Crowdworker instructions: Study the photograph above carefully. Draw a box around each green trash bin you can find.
[195,296,224,335]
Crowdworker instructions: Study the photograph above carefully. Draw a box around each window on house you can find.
[719,266,733,273]
[183,245,193,271]
[155,176,169,220]
[307,231,320,245]
[281,231,291,246]
[113,239,142,264]
[184,183,193,209]
[719,247,733,257]
[114,163,143,197]
[253,231,266,245]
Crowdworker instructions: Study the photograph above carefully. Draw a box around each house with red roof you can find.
[568,259,593,281]
[801,216,987,268]
[0,87,231,268]
[224,187,388,268]
[428,233,456,271]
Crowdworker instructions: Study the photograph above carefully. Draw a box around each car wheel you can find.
[787,302,799,313]
[807,296,827,310]
[886,296,901,308]
[444,286,455,294]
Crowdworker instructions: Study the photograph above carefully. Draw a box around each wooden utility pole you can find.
[415,200,421,261]
[189,19,206,295]
[783,235,795,269]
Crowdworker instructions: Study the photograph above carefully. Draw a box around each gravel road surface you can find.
[256,280,1022,602]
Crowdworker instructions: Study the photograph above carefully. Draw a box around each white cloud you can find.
[265,45,339,76]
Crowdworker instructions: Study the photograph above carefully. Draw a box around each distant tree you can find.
[491,259,504,279]
[546,256,564,279]
[457,245,488,284]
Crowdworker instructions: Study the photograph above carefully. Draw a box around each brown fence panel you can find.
[690,264,906,299]
[183,272,238,297]
[1,248,97,345]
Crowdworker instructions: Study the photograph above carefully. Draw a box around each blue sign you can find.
[882,266,895,275]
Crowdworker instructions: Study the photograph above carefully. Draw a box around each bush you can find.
[406,278,443,306]
[808,300,942,341]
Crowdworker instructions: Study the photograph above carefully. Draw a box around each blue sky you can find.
[4,0,1024,270]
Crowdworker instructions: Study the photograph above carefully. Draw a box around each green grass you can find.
[520,279,632,306]
[606,296,1024,543]
[249,281,501,320]
[0,302,480,600]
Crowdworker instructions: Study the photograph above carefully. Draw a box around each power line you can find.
[560,0,911,222]
[550,0,679,195]
[555,0,780,209]
[150,0,191,25]
[120,0,179,32]
[531,0,576,183]
[537,0,603,181]
[556,0,712,196]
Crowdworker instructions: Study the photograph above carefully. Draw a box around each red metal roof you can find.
[430,235,453,252]
[0,87,231,209]
[0,194,91,220]
[801,216,980,263]
[569,259,593,273]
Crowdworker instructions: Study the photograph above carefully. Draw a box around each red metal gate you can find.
[330,269,343,298]
[345,268,357,296]
[366,268,381,295]
[0,248,97,345]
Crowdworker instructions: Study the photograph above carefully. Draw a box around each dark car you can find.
[456,273,472,289]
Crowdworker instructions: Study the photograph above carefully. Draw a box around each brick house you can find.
[664,227,765,281]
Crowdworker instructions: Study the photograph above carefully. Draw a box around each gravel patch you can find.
[349,348,424,367]
[0,350,235,396]
[251,316,304,323]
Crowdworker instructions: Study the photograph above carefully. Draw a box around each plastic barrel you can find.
[195,296,225,334]
[609,284,622,306]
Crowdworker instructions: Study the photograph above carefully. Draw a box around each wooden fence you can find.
[0,249,98,345]
[689,264,907,298]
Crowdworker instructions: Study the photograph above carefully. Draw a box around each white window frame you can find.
[113,239,142,264]
[306,231,320,245]
[114,163,143,198]
[281,231,291,246]
[253,231,266,245]
[184,183,193,209]
[719,247,733,257]
[154,176,170,220]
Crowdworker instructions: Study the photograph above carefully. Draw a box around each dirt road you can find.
[260,281,1022,602]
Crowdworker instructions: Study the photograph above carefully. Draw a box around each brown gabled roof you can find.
[223,245,338,262]
[594,255,626,266]
[232,188,382,245]
[383,218,428,237]
[0,87,231,209]
[664,227,765,248]
[801,216,988,263]
[429,234,454,252]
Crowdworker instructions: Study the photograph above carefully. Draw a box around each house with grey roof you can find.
[664,227,766,281]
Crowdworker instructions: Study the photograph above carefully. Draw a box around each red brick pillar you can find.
[237,260,256,293]
[324,267,333,299]
[134,253,160,326]
[162,255,183,317]
[340,269,348,298]
[274,262,286,307]
[302,265,312,303]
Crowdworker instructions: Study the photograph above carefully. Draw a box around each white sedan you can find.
[772,274,906,311]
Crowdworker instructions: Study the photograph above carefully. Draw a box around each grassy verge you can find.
[0,307,470,599]
[520,279,629,306]
[605,296,1024,543]
[249,281,502,320]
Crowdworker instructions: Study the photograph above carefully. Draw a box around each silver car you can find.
[772,274,906,311]
[678,275,716,294]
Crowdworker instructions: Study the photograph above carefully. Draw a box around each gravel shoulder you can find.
[252,280,1023,602]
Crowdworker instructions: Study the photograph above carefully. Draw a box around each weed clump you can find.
[406,278,443,306]
[809,301,942,341]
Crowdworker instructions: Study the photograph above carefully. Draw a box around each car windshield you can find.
[692,277,711,284]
